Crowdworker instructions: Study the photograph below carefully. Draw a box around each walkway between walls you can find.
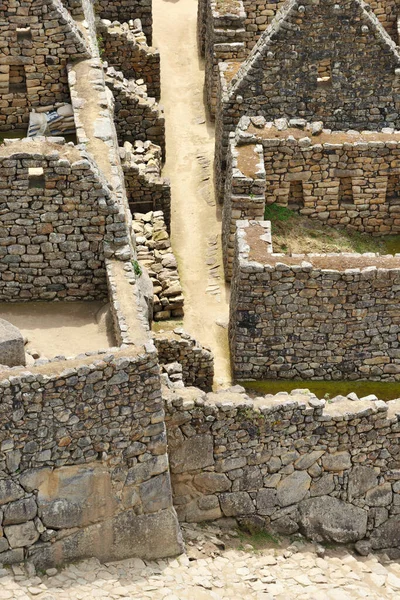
[153,0,231,387]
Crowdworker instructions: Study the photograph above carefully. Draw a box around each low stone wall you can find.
[98,20,160,100]
[0,139,131,301]
[105,67,165,158]
[165,385,400,555]
[154,329,214,391]
[95,0,153,45]
[230,220,400,381]
[0,348,183,568]
[121,141,171,228]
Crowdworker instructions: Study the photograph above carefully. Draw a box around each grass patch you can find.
[264,203,400,255]
[237,528,280,551]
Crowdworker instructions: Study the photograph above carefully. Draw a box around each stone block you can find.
[37,465,116,529]
[370,517,400,550]
[322,452,351,472]
[348,466,379,500]
[169,435,214,474]
[193,472,231,493]
[0,480,24,506]
[220,492,255,517]
[277,471,311,507]
[256,488,277,516]
[4,521,39,549]
[298,496,368,544]
[3,497,37,525]
[139,473,172,514]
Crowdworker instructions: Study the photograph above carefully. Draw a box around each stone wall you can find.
[105,67,165,158]
[121,141,171,228]
[0,139,131,301]
[0,348,183,568]
[95,0,153,45]
[154,329,214,391]
[214,0,400,200]
[0,0,89,131]
[229,220,400,381]
[98,20,160,100]
[165,385,400,555]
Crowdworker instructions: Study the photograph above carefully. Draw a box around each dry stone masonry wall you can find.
[165,385,400,556]
[121,141,171,226]
[98,19,160,100]
[132,211,183,320]
[0,349,183,568]
[105,67,165,157]
[95,0,153,45]
[229,220,400,381]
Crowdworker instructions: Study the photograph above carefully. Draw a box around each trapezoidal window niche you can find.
[287,180,304,211]
[9,64,27,94]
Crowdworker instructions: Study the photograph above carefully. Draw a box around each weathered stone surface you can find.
[370,517,400,550]
[277,472,311,507]
[185,496,222,522]
[348,466,379,500]
[298,496,368,543]
[295,451,324,471]
[37,466,116,529]
[3,497,37,525]
[0,481,24,506]
[321,452,351,472]
[220,492,255,517]
[28,508,184,569]
[139,473,172,513]
[169,435,214,474]
[256,489,277,516]
[365,483,393,507]
[310,474,335,497]
[193,472,231,494]
[4,521,39,549]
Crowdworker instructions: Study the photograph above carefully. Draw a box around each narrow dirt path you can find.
[153,0,231,387]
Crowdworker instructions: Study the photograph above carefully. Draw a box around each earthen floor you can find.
[153,0,231,388]
[0,302,115,361]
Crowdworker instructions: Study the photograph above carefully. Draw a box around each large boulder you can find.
[298,496,368,543]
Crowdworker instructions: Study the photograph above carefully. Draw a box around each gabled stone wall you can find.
[214,0,400,199]
[0,140,130,301]
[98,20,160,100]
[165,385,400,555]
[229,220,400,381]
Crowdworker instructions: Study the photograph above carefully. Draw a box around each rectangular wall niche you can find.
[16,28,32,42]
[9,64,27,94]
[386,174,400,206]
[338,177,354,206]
[317,59,332,88]
[28,167,45,190]
[287,180,304,211]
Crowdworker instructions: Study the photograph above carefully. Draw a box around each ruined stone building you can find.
[0,0,399,572]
